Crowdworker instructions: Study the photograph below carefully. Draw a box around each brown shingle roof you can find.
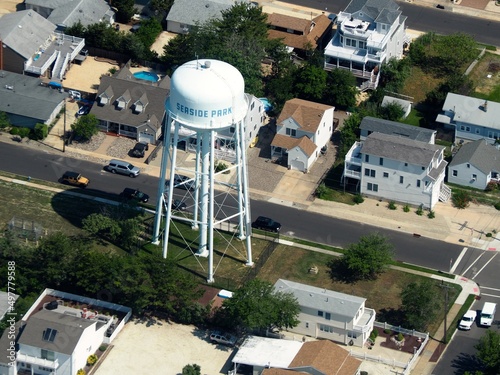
[271,134,317,157]
[267,14,331,49]
[277,98,333,133]
[289,340,361,375]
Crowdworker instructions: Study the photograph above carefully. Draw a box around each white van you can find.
[480,302,496,326]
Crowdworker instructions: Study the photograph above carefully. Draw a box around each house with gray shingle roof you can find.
[166,0,245,34]
[359,116,436,143]
[448,139,500,190]
[90,66,170,143]
[0,70,68,128]
[343,132,448,208]
[324,0,409,90]
[273,279,375,347]
[436,93,500,145]
[0,10,85,79]
[24,0,115,30]
[271,98,335,173]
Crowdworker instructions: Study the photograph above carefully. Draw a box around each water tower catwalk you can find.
[152,59,253,283]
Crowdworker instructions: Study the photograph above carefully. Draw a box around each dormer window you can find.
[99,96,109,105]
[42,328,58,342]
[116,100,125,110]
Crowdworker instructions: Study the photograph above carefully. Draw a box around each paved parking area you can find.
[94,319,235,375]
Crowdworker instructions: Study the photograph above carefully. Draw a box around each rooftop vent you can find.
[204,61,211,69]
[483,100,488,112]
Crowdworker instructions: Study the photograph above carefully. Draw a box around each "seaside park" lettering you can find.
[176,103,232,118]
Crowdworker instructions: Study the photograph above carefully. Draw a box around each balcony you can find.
[353,308,376,333]
[345,141,363,164]
[17,353,59,369]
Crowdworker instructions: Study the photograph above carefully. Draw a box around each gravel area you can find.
[107,137,137,159]
[71,131,106,152]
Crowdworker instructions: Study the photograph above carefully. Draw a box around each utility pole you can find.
[439,280,452,344]
[63,97,66,153]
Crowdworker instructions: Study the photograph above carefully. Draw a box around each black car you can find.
[171,199,187,211]
[251,216,281,232]
[120,188,149,203]
[169,174,195,190]
[131,142,149,158]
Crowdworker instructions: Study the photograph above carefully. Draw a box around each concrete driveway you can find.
[94,319,235,375]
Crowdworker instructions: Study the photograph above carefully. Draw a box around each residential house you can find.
[0,70,68,128]
[324,0,409,90]
[271,98,335,173]
[0,291,18,321]
[448,139,500,190]
[90,66,170,144]
[0,288,131,375]
[343,132,449,208]
[267,13,333,56]
[359,116,436,143]
[232,336,361,375]
[381,95,412,119]
[273,279,375,347]
[165,0,245,34]
[24,0,115,30]
[168,93,265,162]
[0,10,85,80]
[436,92,500,145]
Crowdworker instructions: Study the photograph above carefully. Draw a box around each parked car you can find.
[171,199,187,211]
[209,331,237,346]
[458,310,477,330]
[131,142,149,158]
[168,174,195,190]
[60,171,89,188]
[77,105,91,116]
[68,90,81,100]
[106,159,140,177]
[120,188,149,203]
[251,216,281,232]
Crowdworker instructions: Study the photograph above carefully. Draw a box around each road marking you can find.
[450,247,468,273]
[481,286,500,292]
[472,252,498,280]
[479,293,500,299]
[462,251,485,276]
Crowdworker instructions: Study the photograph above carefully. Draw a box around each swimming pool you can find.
[258,97,273,112]
[133,71,159,82]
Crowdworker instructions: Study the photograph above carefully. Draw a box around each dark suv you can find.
[251,216,281,232]
[120,188,149,203]
[61,171,89,188]
[166,174,195,190]
[131,142,149,158]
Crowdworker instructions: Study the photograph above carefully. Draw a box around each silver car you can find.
[106,159,140,177]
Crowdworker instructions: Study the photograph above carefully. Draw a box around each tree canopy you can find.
[400,280,440,331]
[475,330,500,374]
[71,114,99,141]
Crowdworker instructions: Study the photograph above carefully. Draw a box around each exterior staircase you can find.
[439,184,452,202]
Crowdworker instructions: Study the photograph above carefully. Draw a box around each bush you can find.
[369,329,379,341]
[495,201,500,211]
[416,205,424,216]
[388,201,397,210]
[316,183,328,199]
[485,181,499,192]
[452,190,472,209]
[87,354,98,366]
[215,161,229,174]
[33,123,48,140]
[486,232,492,238]
[403,204,410,212]
[77,370,86,375]
[353,194,364,204]
[99,344,108,352]
[383,328,392,334]
[427,210,435,219]
[9,127,19,135]
[396,332,404,342]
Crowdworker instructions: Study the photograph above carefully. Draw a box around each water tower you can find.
[152,59,253,283]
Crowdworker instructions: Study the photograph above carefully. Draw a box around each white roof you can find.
[442,93,500,129]
[232,336,303,368]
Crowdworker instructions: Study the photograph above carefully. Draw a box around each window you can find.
[317,311,324,317]
[319,324,334,333]
[466,126,471,132]
[476,128,480,134]
[42,328,57,342]
[325,312,331,320]
[472,174,477,180]
[404,163,408,167]
[489,131,494,138]
[383,172,389,178]
[367,183,378,192]
[379,157,384,166]
[425,181,429,187]
[305,322,309,328]
[452,170,458,177]
[365,155,370,162]
[460,125,465,131]
[364,168,375,177]
[417,180,421,188]
[348,331,358,339]
[251,102,255,110]
[400,176,404,184]
[41,350,55,361]
[286,128,297,137]
[466,163,470,168]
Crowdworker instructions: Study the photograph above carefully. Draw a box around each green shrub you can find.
[215,161,229,174]
[87,354,98,366]
[99,344,108,352]
[17,127,31,138]
[486,232,492,238]
[427,210,435,219]
[452,190,472,209]
[388,201,397,210]
[416,205,424,216]
[33,123,48,140]
[77,370,86,375]
[9,127,19,135]
[403,204,410,212]
[396,332,404,342]
[495,201,500,211]
[369,329,378,341]
[353,194,364,204]
[383,328,391,334]
[485,181,498,192]
[316,183,328,199]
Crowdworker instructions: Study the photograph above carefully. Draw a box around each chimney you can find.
[484,101,488,112]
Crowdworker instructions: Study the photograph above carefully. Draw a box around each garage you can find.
[289,159,305,172]
[139,132,155,144]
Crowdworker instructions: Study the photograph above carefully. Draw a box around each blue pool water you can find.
[133,71,159,82]
[258,97,273,112]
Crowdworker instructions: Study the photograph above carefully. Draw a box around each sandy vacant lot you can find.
[0,0,20,16]
[94,319,235,375]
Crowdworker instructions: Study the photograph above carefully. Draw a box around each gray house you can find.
[436,93,500,144]
[274,279,375,347]
[448,139,500,190]
[166,0,245,34]
[359,116,436,143]
[0,10,85,79]
[24,0,115,30]
[0,70,68,128]
[90,66,170,144]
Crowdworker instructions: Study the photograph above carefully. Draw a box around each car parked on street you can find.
[209,331,237,346]
[458,310,477,330]
[131,142,149,158]
[120,188,149,203]
[106,159,140,177]
[251,216,281,232]
[166,174,195,190]
[60,171,89,188]
[171,199,187,211]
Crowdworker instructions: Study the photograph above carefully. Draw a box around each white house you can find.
[343,132,450,209]
[273,279,375,347]
[448,139,500,190]
[324,0,409,90]
[359,116,436,143]
[0,289,131,375]
[436,93,500,145]
[271,98,335,173]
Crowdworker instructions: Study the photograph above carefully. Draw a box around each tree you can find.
[150,0,175,14]
[379,58,411,92]
[0,111,11,129]
[475,330,500,374]
[294,63,327,101]
[400,280,440,331]
[220,279,300,333]
[113,0,137,23]
[379,102,405,121]
[336,233,394,281]
[182,364,201,375]
[324,69,357,109]
[135,18,163,48]
[338,112,361,160]
[434,33,479,75]
[71,114,99,141]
